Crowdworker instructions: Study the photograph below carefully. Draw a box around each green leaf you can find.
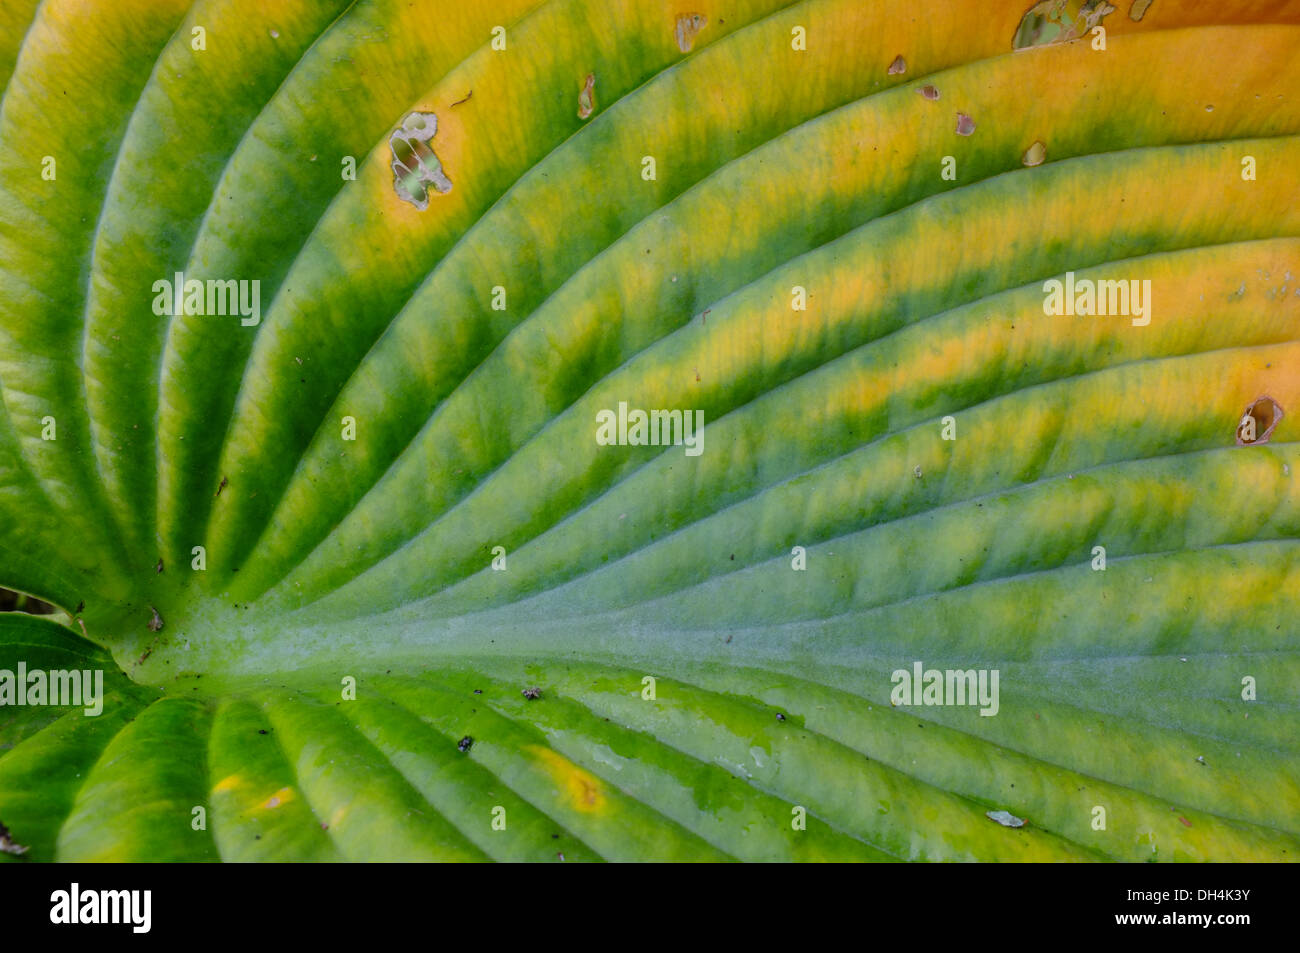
[0,0,1298,861]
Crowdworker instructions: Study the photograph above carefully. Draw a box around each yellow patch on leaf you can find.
[263,786,296,810]
[529,745,607,813]
[212,774,243,794]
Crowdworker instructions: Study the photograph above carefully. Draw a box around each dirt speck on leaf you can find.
[522,686,542,700]
[147,606,163,632]
[457,735,474,753]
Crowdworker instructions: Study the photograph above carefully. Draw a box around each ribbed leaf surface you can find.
[0,0,1297,861]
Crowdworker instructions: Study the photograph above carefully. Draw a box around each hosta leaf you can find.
[0,0,1297,862]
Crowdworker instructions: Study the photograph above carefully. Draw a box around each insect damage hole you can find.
[985,809,1027,828]
[1236,396,1283,446]
[390,111,453,210]
[0,819,28,856]
[577,73,596,119]
[1013,0,1116,50]
[674,13,707,53]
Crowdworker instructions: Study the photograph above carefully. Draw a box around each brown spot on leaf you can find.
[956,112,976,136]
[887,55,906,75]
[1130,0,1153,21]
[1236,396,1283,446]
[215,475,228,497]
[918,84,940,101]
[147,605,164,632]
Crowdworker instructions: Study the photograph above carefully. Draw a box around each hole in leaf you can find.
[390,111,453,210]
[1236,396,1283,446]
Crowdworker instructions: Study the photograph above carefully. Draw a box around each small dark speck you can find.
[258,729,269,735]
[458,736,473,753]
[775,713,786,721]
[473,689,482,694]
[729,553,735,560]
